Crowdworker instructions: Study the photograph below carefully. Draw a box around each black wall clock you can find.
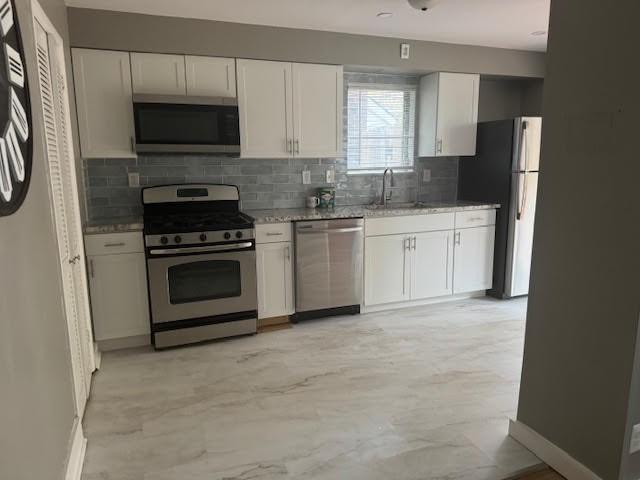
[0,0,32,217]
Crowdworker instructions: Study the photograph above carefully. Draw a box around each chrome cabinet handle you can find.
[266,232,284,236]
[287,139,292,153]
[404,237,411,251]
[130,136,136,152]
[436,138,443,154]
[89,259,95,278]
[294,139,300,154]
[285,245,291,261]
[104,242,126,247]
[411,236,417,250]
[455,232,461,246]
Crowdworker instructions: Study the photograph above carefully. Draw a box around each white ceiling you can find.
[65,0,550,52]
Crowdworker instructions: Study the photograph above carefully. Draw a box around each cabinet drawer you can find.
[455,210,496,229]
[366,213,455,237]
[85,232,144,255]
[256,223,292,244]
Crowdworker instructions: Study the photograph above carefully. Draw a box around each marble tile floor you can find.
[82,297,542,480]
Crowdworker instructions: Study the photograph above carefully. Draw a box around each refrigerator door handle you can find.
[517,172,528,220]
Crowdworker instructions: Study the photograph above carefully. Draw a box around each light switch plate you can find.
[302,169,311,185]
[422,169,431,183]
[400,43,410,59]
[128,172,140,187]
[326,167,335,184]
[630,424,640,454]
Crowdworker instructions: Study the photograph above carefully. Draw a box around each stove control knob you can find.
[224,232,231,240]
[235,231,243,239]
[199,233,207,242]
[160,236,169,245]
[174,235,182,244]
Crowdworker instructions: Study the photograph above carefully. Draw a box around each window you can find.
[347,83,417,173]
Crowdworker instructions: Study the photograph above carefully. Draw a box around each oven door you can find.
[147,246,256,325]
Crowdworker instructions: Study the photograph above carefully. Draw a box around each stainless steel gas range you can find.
[142,184,257,349]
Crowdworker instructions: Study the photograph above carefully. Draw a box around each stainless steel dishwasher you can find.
[294,218,364,321]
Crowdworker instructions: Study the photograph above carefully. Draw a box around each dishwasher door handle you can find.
[296,227,363,234]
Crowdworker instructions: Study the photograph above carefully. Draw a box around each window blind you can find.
[347,83,417,172]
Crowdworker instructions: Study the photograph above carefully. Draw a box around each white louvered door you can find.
[35,21,94,416]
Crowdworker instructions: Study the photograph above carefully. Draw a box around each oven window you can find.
[168,260,241,304]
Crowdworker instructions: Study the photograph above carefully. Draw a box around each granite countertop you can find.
[247,201,500,224]
[83,201,500,234]
[84,216,144,235]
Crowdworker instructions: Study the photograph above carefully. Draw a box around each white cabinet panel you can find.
[256,222,292,244]
[453,226,495,294]
[365,235,410,306]
[131,52,186,95]
[237,59,292,158]
[411,230,454,300]
[256,242,294,319]
[72,48,135,158]
[365,213,455,237]
[292,63,343,157]
[88,252,150,341]
[419,72,479,157]
[185,56,236,97]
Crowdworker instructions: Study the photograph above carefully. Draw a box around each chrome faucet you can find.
[380,168,394,206]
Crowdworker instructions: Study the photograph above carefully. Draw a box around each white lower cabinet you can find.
[256,224,294,319]
[364,234,410,305]
[364,211,496,308]
[453,226,495,294]
[85,233,150,343]
[411,230,454,300]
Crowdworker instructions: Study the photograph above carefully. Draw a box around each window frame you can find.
[346,82,418,175]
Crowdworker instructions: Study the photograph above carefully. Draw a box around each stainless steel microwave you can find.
[132,94,240,153]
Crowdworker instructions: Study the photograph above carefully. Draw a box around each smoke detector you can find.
[407,0,440,11]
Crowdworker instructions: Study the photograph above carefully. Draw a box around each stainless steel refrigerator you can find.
[458,117,542,298]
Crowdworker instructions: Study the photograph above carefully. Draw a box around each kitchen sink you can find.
[365,202,429,210]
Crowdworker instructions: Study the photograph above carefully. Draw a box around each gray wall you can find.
[0,0,77,479]
[84,73,458,220]
[478,78,544,122]
[66,7,545,79]
[515,1,640,479]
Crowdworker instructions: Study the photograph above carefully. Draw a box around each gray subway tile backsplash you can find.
[83,72,459,221]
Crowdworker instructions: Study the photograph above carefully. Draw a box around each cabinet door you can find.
[256,242,294,319]
[292,63,343,157]
[237,59,293,158]
[130,52,186,95]
[88,253,150,340]
[436,72,479,156]
[411,230,454,300]
[453,226,495,294]
[185,56,236,97]
[72,48,135,158]
[364,235,410,306]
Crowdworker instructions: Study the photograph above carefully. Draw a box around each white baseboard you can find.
[65,420,87,480]
[362,291,485,313]
[93,342,102,370]
[509,419,602,480]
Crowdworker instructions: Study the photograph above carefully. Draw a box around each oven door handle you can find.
[149,242,253,255]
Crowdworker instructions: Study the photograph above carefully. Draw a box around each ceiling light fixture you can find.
[407,0,440,12]
[531,30,547,36]
[377,12,393,18]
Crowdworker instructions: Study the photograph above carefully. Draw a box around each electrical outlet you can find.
[302,169,311,185]
[400,43,410,59]
[128,172,140,187]
[631,424,640,454]
[326,167,335,184]
[422,169,431,183]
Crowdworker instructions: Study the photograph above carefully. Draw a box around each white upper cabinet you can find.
[418,72,480,157]
[237,59,343,159]
[72,48,136,158]
[185,56,236,97]
[292,63,343,157]
[453,225,495,294]
[131,52,186,95]
[237,59,293,158]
